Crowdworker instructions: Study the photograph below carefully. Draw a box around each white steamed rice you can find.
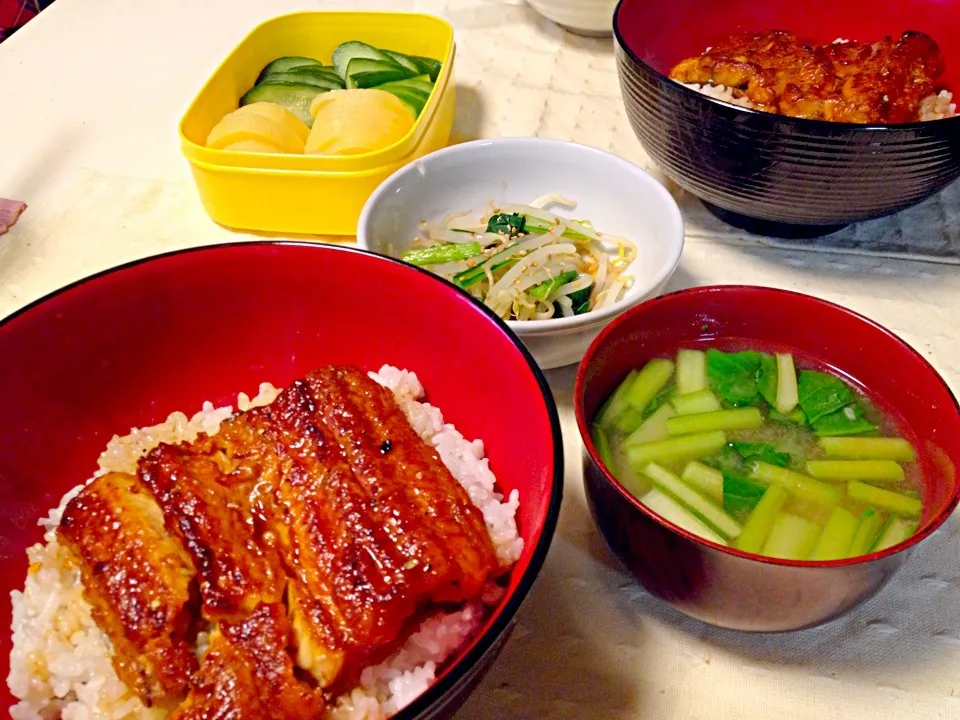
[8,365,522,720]
[680,81,957,121]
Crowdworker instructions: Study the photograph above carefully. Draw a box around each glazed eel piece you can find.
[169,603,324,720]
[61,364,499,717]
[57,472,199,709]
[304,366,499,602]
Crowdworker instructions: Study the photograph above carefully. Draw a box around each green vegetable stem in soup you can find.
[399,195,637,321]
[591,347,922,561]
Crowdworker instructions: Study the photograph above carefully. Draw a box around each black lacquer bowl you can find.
[613,0,960,237]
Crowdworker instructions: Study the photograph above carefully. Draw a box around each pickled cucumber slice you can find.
[240,83,328,128]
[256,56,323,83]
[332,41,395,79]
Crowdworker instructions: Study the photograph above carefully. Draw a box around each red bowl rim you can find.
[0,241,566,719]
[611,0,960,131]
[574,283,960,569]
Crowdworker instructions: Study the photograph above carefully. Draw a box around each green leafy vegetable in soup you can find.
[399,194,637,321]
[590,347,922,560]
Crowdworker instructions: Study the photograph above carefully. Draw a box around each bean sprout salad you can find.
[401,195,638,321]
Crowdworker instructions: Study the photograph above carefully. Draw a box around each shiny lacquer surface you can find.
[614,0,960,233]
[0,242,564,718]
[575,285,960,631]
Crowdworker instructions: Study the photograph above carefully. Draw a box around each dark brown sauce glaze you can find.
[57,365,500,718]
[670,30,946,123]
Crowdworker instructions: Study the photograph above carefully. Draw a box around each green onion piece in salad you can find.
[523,216,593,242]
[401,242,483,267]
[451,245,519,290]
[529,270,578,300]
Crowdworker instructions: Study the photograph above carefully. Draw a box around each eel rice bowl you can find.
[8,365,523,720]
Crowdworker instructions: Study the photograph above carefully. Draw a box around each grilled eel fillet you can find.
[57,472,199,708]
[170,603,324,720]
[58,365,500,716]
[273,369,498,688]
[670,30,944,123]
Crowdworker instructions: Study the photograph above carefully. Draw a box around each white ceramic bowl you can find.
[527,0,619,36]
[356,137,685,369]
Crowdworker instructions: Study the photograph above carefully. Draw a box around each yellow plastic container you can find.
[179,11,456,235]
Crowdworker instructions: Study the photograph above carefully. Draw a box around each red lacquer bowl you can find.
[0,243,563,717]
[614,0,960,236]
[575,285,960,631]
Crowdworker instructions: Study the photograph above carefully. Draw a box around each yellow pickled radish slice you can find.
[232,102,310,143]
[206,108,306,153]
[305,89,415,155]
[223,139,284,153]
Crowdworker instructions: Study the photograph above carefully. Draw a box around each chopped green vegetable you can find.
[848,509,885,556]
[451,244,518,289]
[810,507,859,560]
[757,353,778,406]
[775,353,800,414]
[345,57,417,89]
[592,346,925,564]
[769,406,807,425]
[797,370,853,424]
[641,488,728,545]
[260,67,344,90]
[239,83,326,128]
[524,216,592,242]
[591,424,614,470]
[735,485,788,554]
[378,84,430,117]
[612,406,645,434]
[812,405,877,437]
[331,41,395,79]
[640,463,742,539]
[666,408,763,436]
[722,472,768,517]
[486,212,526,237]
[762,512,821,560]
[256,56,324,83]
[819,437,916,462]
[401,242,482,267]
[676,349,708,395]
[750,462,842,506]
[710,443,746,475]
[873,516,919,552]
[671,389,722,416]
[643,383,674,420]
[626,431,728,469]
[624,403,676,446]
[805,460,905,483]
[706,349,763,406]
[567,284,592,315]
[730,441,791,468]
[596,370,638,429]
[681,462,724,503]
[529,270,577,300]
[380,49,422,74]
[847,481,922,516]
[625,359,675,413]
[407,54,443,82]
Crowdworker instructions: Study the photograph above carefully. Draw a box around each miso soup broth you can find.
[590,346,923,561]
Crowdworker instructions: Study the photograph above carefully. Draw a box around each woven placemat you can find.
[431,0,960,265]
[678,180,960,265]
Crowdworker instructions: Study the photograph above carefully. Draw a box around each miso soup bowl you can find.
[574,285,960,631]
